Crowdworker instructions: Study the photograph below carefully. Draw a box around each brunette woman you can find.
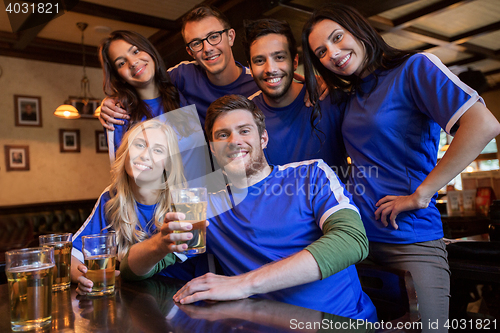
[302,4,500,331]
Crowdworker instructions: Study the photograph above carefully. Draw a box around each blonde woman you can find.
[71,119,207,294]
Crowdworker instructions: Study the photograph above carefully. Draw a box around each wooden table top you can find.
[0,275,364,333]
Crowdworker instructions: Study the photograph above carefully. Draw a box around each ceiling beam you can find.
[380,23,499,62]
[0,31,97,55]
[277,1,312,15]
[446,54,486,67]
[13,23,49,50]
[485,68,500,76]
[376,0,472,31]
[8,7,60,49]
[0,31,100,68]
[459,42,500,60]
[403,26,451,42]
[70,1,179,31]
[451,21,500,44]
[401,26,500,61]
[0,44,100,68]
[277,0,424,18]
[371,0,498,68]
[485,82,500,92]
[386,28,454,48]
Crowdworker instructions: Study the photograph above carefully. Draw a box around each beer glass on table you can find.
[6,247,55,331]
[82,233,117,296]
[170,187,207,254]
[39,233,72,291]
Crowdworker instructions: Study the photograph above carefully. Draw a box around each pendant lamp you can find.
[54,22,96,119]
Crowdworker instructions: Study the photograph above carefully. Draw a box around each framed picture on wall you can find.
[14,95,42,127]
[95,130,108,153]
[69,97,101,119]
[59,129,80,153]
[4,145,30,171]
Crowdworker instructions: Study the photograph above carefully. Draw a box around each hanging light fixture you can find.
[54,104,80,119]
[94,105,101,118]
[54,22,97,119]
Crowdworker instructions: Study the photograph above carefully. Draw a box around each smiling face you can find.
[183,16,235,77]
[308,19,367,78]
[249,33,298,107]
[108,39,156,92]
[210,109,269,183]
[125,127,170,189]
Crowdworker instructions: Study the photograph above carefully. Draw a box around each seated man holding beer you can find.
[122,95,377,321]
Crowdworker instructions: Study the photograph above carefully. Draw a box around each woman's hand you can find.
[374,191,432,229]
[99,97,130,130]
[293,72,329,107]
[75,263,92,295]
[124,213,208,277]
[75,263,120,295]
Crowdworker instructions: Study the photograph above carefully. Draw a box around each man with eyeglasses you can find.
[167,4,259,127]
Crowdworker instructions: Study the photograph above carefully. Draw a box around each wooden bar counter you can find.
[0,275,375,333]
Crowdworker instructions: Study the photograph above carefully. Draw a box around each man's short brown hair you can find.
[181,4,231,40]
[205,95,266,142]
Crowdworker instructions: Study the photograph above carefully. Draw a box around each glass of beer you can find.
[6,247,55,332]
[82,233,117,296]
[170,187,207,254]
[39,233,72,291]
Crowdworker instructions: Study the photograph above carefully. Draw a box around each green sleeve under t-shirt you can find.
[119,251,178,281]
[305,208,368,279]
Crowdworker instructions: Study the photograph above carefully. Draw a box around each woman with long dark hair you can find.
[100,30,180,124]
[302,4,500,331]
[99,30,212,188]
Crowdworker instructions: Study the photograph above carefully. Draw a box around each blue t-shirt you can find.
[167,61,259,127]
[250,85,348,183]
[72,189,209,281]
[342,53,484,244]
[206,160,377,321]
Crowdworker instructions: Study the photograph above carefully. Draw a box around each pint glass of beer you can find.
[170,187,207,254]
[82,233,117,296]
[39,233,72,291]
[6,247,55,332]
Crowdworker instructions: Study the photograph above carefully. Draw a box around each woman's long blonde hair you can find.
[105,119,186,259]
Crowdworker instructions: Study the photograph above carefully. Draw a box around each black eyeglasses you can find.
[186,29,230,52]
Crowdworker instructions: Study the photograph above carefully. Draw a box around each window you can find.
[438,129,499,190]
